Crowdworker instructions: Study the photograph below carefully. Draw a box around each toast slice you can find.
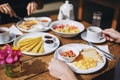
[81,48,104,63]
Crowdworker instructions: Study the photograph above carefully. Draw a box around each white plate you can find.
[13,32,60,56]
[54,43,106,74]
[24,17,36,20]
[81,31,106,43]
[0,33,16,45]
[16,19,50,32]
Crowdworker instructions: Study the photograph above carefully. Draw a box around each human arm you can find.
[27,0,43,15]
[48,58,78,80]
[102,28,120,43]
[0,3,16,17]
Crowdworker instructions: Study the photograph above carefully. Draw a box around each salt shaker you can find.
[92,11,102,27]
[58,0,74,20]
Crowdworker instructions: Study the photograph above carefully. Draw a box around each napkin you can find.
[97,45,113,61]
[97,45,110,53]
[9,25,23,35]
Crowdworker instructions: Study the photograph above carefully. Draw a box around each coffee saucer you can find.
[0,33,16,45]
[81,31,106,43]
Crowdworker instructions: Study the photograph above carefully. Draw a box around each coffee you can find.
[89,28,98,33]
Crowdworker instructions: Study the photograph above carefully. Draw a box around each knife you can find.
[14,15,25,21]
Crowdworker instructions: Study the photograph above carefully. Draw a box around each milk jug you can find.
[58,0,74,20]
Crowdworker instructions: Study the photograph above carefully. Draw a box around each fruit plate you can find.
[54,43,106,74]
[50,20,85,38]
[13,32,60,56]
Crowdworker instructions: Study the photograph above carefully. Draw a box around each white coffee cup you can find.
[86,26,103,41]
[0,27,10,44]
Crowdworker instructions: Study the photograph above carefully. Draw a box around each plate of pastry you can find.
[54,43,106,74]
[13,32,60,56]
[16,17,51,32]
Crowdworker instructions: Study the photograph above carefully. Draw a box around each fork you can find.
[87,41,115,61]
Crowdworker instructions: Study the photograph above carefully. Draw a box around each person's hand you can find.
[102,28,120,43]
[27,1,38,15]
[48,58,78,80]
[0,3,16,17]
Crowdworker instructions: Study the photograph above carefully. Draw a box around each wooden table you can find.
[0,15,120,80]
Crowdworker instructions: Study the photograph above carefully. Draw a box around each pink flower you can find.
[0,45,22,65]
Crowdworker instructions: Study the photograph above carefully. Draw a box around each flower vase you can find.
[4,62,22,78]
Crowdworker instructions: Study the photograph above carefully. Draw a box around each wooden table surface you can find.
[0,15,120,80]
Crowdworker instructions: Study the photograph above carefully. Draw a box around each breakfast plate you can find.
[13,32,60,56]
[54,43,106,74]
[0,33,16,45]
[81,31,106,43]
[16,17,51,32]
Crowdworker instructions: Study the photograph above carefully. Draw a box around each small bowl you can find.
[57,45,80,63]
[50,20,85,38]
[44,35,56,47]
[36,17,52,27]
[44,39,55,47]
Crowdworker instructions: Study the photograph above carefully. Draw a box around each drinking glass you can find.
[92,11,102,27]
